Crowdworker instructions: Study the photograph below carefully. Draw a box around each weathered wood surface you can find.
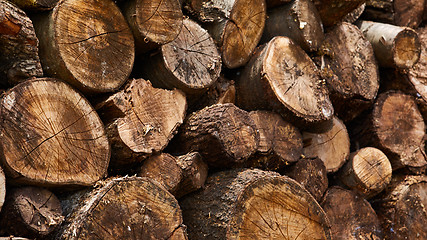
[313,0,366,26]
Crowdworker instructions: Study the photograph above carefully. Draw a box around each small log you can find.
[56,176,187,239]
[32,0,135,93]
[0,0,43,86]
[184,0,266,68]
[178,103,259,169]
[142,18,221,95]
[337,147,392,198]
[0,78,110,187]
[406,26,427,105]
[7,0,59,10]
[138,152,208,198]
[237,36,334,131]
[342,3,366,23]
[95,79,186,167]
[121,0,183,53]
[246,110,303,171]
[283,157,328,202]
[302,116,350,173]
[321,186,384,239]
[363,0,425,29]
[261,0,324,52]
[180,168,332,239]
[351,91,427,170]
[372,175,427,239]
[313,0,366,27]
[0,187,63,238]
[318,22,379,122]
[357,20,421,69]
[265,0,291,8]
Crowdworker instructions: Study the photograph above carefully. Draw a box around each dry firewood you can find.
[302,116,350,173]
[180,168,332,239]
[283,157,328,202]
[261,0,324,52]
[363,0,425,28]
[0,187,63,238]
[318,22,379,122]
[265,0,291,8]
[178,103,259,169]
[357,20,421,69]
[121,0,183,53]
[313,0,366,27]
[184,0,266,68]
[352,91,427,171]
[0,238,31,240]
[0,167,5,212]
[372,175,427,239]
[95,79,186,167]
[245,110,303,171]
[237,36,334,131]
[141,18,221,95]
[342,3,366,23]
[32,0,134,93]
[321,186,384,239]
[0,78,110,187]
[337,147,392,198]
[56,176,187,239]
[7,0,59,10]
[138,152,208,198]
[0,0,42,86]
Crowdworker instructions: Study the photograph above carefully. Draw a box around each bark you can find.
[245,110,303,171]
[237,36,334,131]
[95,79,186,167]
[138,152,208,198]
[342,3,365,23]
[337,147,392,199]
[178,103,259,169]
[7,0,59,10]
[302,116,350,173]
[121,0,183,53]
[141,18,221,95]
[261,0,324,52]
[313,0,366,27]
[372,175,427,239]
[180,168,332,240]
[0,78,110,187]
[363,0,425,28]
[357,20,421,69]
[321,186,384,240]
[32,0,134,94]
[351,91,427,170]
[0,167,5,212]
[0,0,43,86]
[0,187,63,238]
[283,157,328,202]
[184,0,266,68]
[406,26,427,106]
[56,176,187,239]
[317,22,379,122]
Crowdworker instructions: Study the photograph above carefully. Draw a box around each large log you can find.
[0,0,43,86]
[237,36,334,131]
[95,79,186,167]
[0,78,110,187]
[180,168,332,239]
[56,176,187,239]
[32,0,135,93]
[318,22,379,122]
[184,0,266,68]
[313,0,366,27]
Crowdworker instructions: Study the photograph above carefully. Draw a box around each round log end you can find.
[393,28,421,69]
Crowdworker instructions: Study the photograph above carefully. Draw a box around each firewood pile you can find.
[0,0,426,239]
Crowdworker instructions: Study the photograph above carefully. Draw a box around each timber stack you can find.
[0,0,425,239]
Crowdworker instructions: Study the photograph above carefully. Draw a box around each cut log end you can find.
[393,28,422,69]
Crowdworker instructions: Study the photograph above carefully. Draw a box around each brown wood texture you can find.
[56,176,187,239]
[313,0,366,26]
[0,187,63,238]
[302,116,350,173]
[185,0,266,68]
[0,78,110,187]
[321,186,384,240]
[7,0,59,10]
[180,168,332,239]
[0,0,43,86]
[318,22,379,122]
[237,36,334,131]
[262,0,324,52]
[342,2,366,23]
[33,0,134,93]
[406,26,427,105]
[178,103,259,169]
[142,18,221,95]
